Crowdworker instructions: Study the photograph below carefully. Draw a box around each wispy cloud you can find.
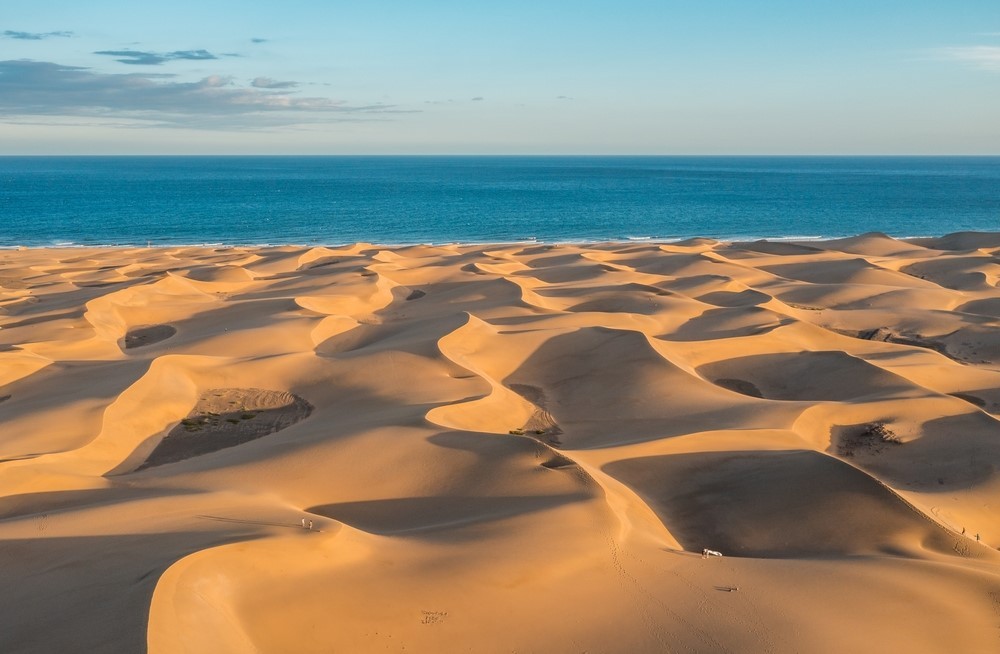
[251,38,268,44]
[93,49,220,66]
[251,76,298,89]
[937,45,1000,71]
[0,60,405,128]
[3,30,73,40]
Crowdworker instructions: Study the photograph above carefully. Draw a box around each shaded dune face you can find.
[604,450,957,558]
[1,234,999,654]
[697,351,920,401]
[663,305,790,341]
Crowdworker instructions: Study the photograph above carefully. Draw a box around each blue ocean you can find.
[1,156,997,246]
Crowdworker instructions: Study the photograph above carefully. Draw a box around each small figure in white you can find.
[702,548,723,558]
[301,518,308,529]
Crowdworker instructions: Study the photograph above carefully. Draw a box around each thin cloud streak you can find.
[937,45,1000,71]
[93,49,220,65]
[3,30,73,40]
[0,60,406,129]
[252,77,298,89]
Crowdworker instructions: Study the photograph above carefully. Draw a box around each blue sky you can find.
[1,0,998,154]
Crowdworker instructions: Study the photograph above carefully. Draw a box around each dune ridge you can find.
[1,234,999,653]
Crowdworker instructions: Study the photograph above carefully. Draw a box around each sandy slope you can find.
[1,234,999,653]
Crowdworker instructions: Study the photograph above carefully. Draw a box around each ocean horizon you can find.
[2,155,998,247]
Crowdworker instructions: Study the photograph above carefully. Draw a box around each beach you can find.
[1,232,999,652]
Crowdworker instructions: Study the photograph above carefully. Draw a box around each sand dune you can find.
[603,449,966,558]
[1,233,999,653]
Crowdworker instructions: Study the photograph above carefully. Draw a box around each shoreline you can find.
[3,229,999,251]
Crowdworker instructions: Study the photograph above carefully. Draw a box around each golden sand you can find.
[1,233,999,652]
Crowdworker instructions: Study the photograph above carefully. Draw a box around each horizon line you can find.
[3,153,1000,158]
